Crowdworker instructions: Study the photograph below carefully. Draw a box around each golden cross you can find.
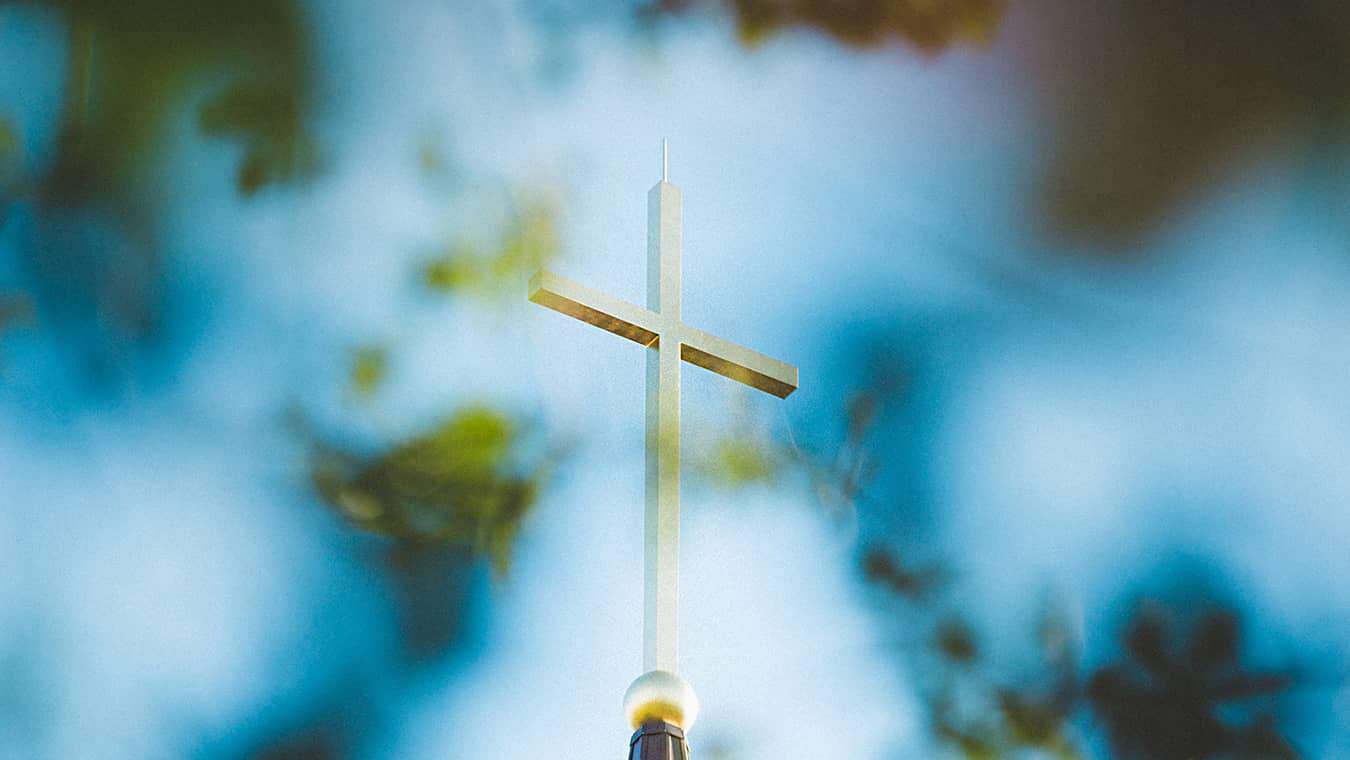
[528,142,798,731]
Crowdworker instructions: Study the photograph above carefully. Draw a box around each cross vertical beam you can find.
[526,145,799,734]
[645,177,681,673]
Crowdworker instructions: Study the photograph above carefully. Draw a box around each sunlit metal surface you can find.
[529,148,798,733]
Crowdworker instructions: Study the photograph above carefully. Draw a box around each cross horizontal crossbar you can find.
[529,270,798,398]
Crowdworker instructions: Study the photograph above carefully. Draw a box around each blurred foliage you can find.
[686,377,886,517]
[1029,1,1350,245]
[996,690,1078,758]
[823,364,1303,758]
[861,547,945,601]
[17,0,312,206]
[690,389,788,490]
[0,115,30,226]
[794,366,1086,756]
[0,117,13,158]
[1,0,314,372]
[691,367,900,500]
[934,618,979,665]
[198,78,320,196]
[309,405,558,576]
[249,722,346,760]
[861,536,1310,757]
[700,435,780,487]
[656,0,1003,51]
[347,344,388,399]
[0,4,1338,756]
[379,540,481,663]
[795,366,905,523]
[653,1,1350,245]
[245,402,543,756]
[932,607,1081,759]
[421,195,560,298]
[1089,603,1299,759]
[866,541,1085,758]
[0,292,35,331]
[779,339,1324,757]
[0,292,35,376]
[219,681,370,760]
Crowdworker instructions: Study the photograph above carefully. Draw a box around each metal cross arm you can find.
[528,270,798,398]
[678,325,797,399]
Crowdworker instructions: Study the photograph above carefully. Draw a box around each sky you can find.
[2,1,1350,758]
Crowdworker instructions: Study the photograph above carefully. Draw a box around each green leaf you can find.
[349,344,388,398]
[421,197,559,297]
[31,0,314,204]
[421,245,482,293]
[998,690,1066,748]
[934,717,999,760]
[308,406,558,576]
[700,436,781,488]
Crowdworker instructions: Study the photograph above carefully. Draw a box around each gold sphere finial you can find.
[623,670,700,730]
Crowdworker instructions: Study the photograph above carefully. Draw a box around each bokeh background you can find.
[3,1,1349,758]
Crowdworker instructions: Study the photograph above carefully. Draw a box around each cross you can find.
[528,143,798,729]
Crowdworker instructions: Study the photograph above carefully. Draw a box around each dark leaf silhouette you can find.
[7,0,315,377]
[659,0,1004,51]
[0,292,35,377]
[1189,611,1239,672]
[30,0,313,206]
[200,80,319,195]
[1088,604,1300,759]
[861,548,943,600]
[382,540,478,662]
[933,713,998,760]
[1124,612,1172,677]
[0,293,35,331]
[935,619,978,664]
[1028,1,1350,244]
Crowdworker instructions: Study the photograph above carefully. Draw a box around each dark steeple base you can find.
[628,720,689,760]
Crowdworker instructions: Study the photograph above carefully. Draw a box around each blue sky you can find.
[3,1,1349,757]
